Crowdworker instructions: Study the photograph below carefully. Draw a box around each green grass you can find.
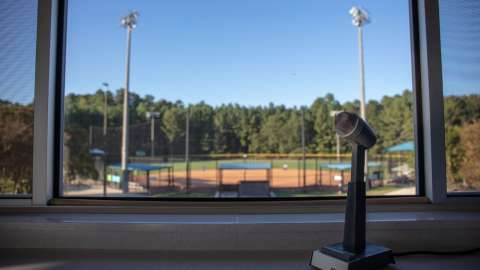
[155,158,342,172]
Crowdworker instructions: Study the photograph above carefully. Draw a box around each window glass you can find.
[440,0,480,193]
[63,0,416,198]
[0,0,37,196]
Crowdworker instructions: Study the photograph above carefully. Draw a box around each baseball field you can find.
[63,156,415,197]
[124,158,415,197]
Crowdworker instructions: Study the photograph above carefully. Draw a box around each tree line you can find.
[1,90,479,192]
[66,89,415,158]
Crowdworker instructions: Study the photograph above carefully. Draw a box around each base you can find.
[310,243,395,270]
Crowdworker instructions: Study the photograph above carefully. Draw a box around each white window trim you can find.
[32,0,58,205]
[416,0,447,203]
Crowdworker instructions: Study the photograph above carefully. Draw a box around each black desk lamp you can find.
[311,112,394,270]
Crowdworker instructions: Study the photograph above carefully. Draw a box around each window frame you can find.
[0,0,57,205]
[436,0,480,197]
[0,0,39,202]
[2,0,479,209]
[53,0,426,202]
[416,0,447,203]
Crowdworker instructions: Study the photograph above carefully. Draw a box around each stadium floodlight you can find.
[120,10,139,193]
[121,10,139,29]
[146,111,160,119]
[311,112,394,270]
[102,82,109,136]
[349,6,370,27]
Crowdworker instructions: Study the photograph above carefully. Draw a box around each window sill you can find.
[1,211,479,252]
[44,196,431,213]
[3,195,480,214]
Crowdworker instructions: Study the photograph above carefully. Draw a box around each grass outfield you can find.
[154,158,350,172]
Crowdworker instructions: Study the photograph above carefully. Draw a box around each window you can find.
[439,0,480,193]
[0,0,37,196]
[62,0,417,198]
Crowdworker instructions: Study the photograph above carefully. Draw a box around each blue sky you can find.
[65,0,414,107]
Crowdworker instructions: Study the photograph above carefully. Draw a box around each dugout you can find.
[216,162,273,197]
[107,163,174,194]
[319,162,383,187]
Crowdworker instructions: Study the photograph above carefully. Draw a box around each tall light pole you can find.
[301,109,306,192]
[120,11,138,193]
[243,153,248,181]
[330,110,343,162]
[350,6,370,186]
[146,112,160,158]
[185,107,191,193]
[102,82,109,136]
[349,6,369,120]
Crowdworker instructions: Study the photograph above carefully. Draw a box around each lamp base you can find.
[310,243,394,270]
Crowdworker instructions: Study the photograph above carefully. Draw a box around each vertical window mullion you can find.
[33,0,58,205]
[416,0,447,203]
[409,0,425,196]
